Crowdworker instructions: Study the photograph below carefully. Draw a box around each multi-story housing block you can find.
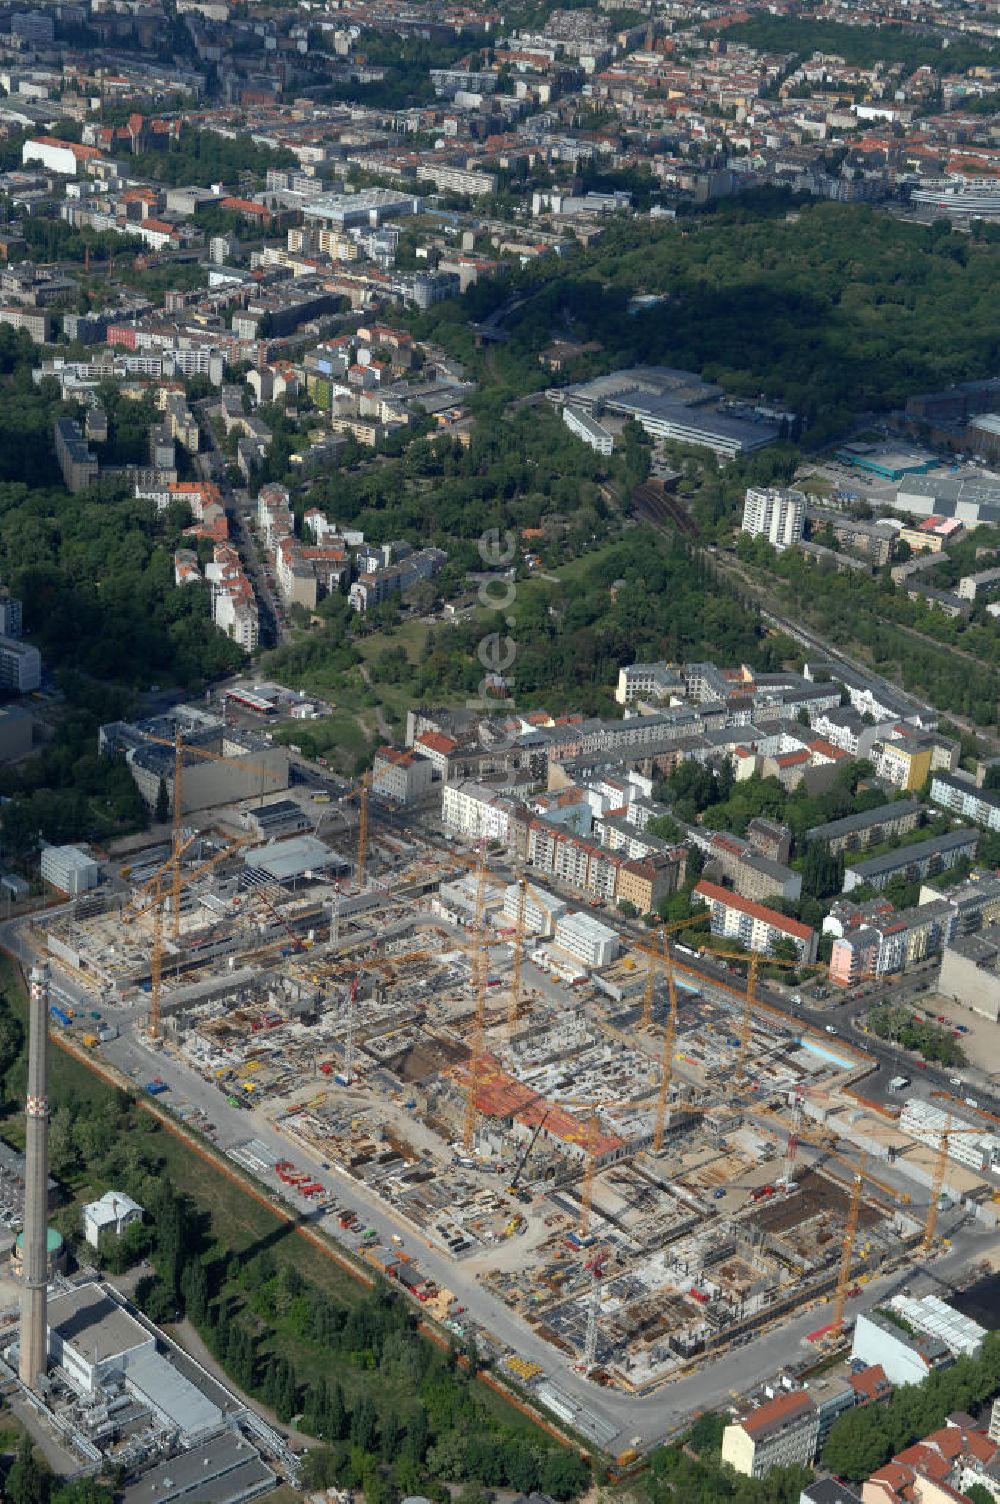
[441,781,513,844]
[694,880,818,963]
[930,771,1000,833]
[804,800,923,856]
[741,486,806,551]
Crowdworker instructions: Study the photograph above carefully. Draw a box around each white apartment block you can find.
[441,781,512,844]
[741,487,806,552]
[554,910,620,969]
[502,882,567,938]
[694,880,818,963]
[562,403,614,455]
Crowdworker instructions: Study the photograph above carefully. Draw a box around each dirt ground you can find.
[913,989,1000,1081]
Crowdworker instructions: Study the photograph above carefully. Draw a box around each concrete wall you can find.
[938,945,1000,1022]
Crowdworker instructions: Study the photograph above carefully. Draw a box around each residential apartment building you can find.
[54,416,99,493]
[870,728,958,791]
[957,566,1000,602]
[827,899,953,986]
[721,1390,819,1478]
[694,880,818,963]
[805,800,923,856]
[371,745,434,806]
[411,730,459,780]
[348,546,447,613]
[842,828,979,894]
[0,635,41,692]
[553,910,620,968]
[527,819,625,902]
[930,771,1000,833]
[616,853,686,914]
[707,832,801,904]
[502,882,567,938]
[741,486,806,552]
[442,781,513,844]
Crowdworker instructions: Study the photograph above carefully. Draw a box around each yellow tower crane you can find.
[831,1152,868,1331]
[123,832,252,1039]
[462,847,490,1151]
[921,1115,982,1256]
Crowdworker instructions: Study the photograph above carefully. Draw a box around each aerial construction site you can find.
[27,732,996,1428]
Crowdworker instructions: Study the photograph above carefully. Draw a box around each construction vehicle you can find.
[507,1108,550,1202]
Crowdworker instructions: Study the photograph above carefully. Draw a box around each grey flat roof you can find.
[118,1431,274,1504]
[849,827,978,879]
[244,833,338,881]
[125,1348,224,1442]
[48,1284,150,1364]
[805,799,922,843]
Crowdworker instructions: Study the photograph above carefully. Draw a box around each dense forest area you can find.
[739,541,1000,728]
[0,331,242,855]
[131,127,296,189]
[413,197,999,448]
[408,530,772,711]
[718,15,1000,72]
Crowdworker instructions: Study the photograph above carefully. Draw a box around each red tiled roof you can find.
[694,880,814,942]
[739,1389,815,1439]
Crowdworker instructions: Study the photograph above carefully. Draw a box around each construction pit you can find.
[35,833,921,1395]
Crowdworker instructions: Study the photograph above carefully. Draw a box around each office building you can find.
[741,487,806,551]
[721,1390,819,1478]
